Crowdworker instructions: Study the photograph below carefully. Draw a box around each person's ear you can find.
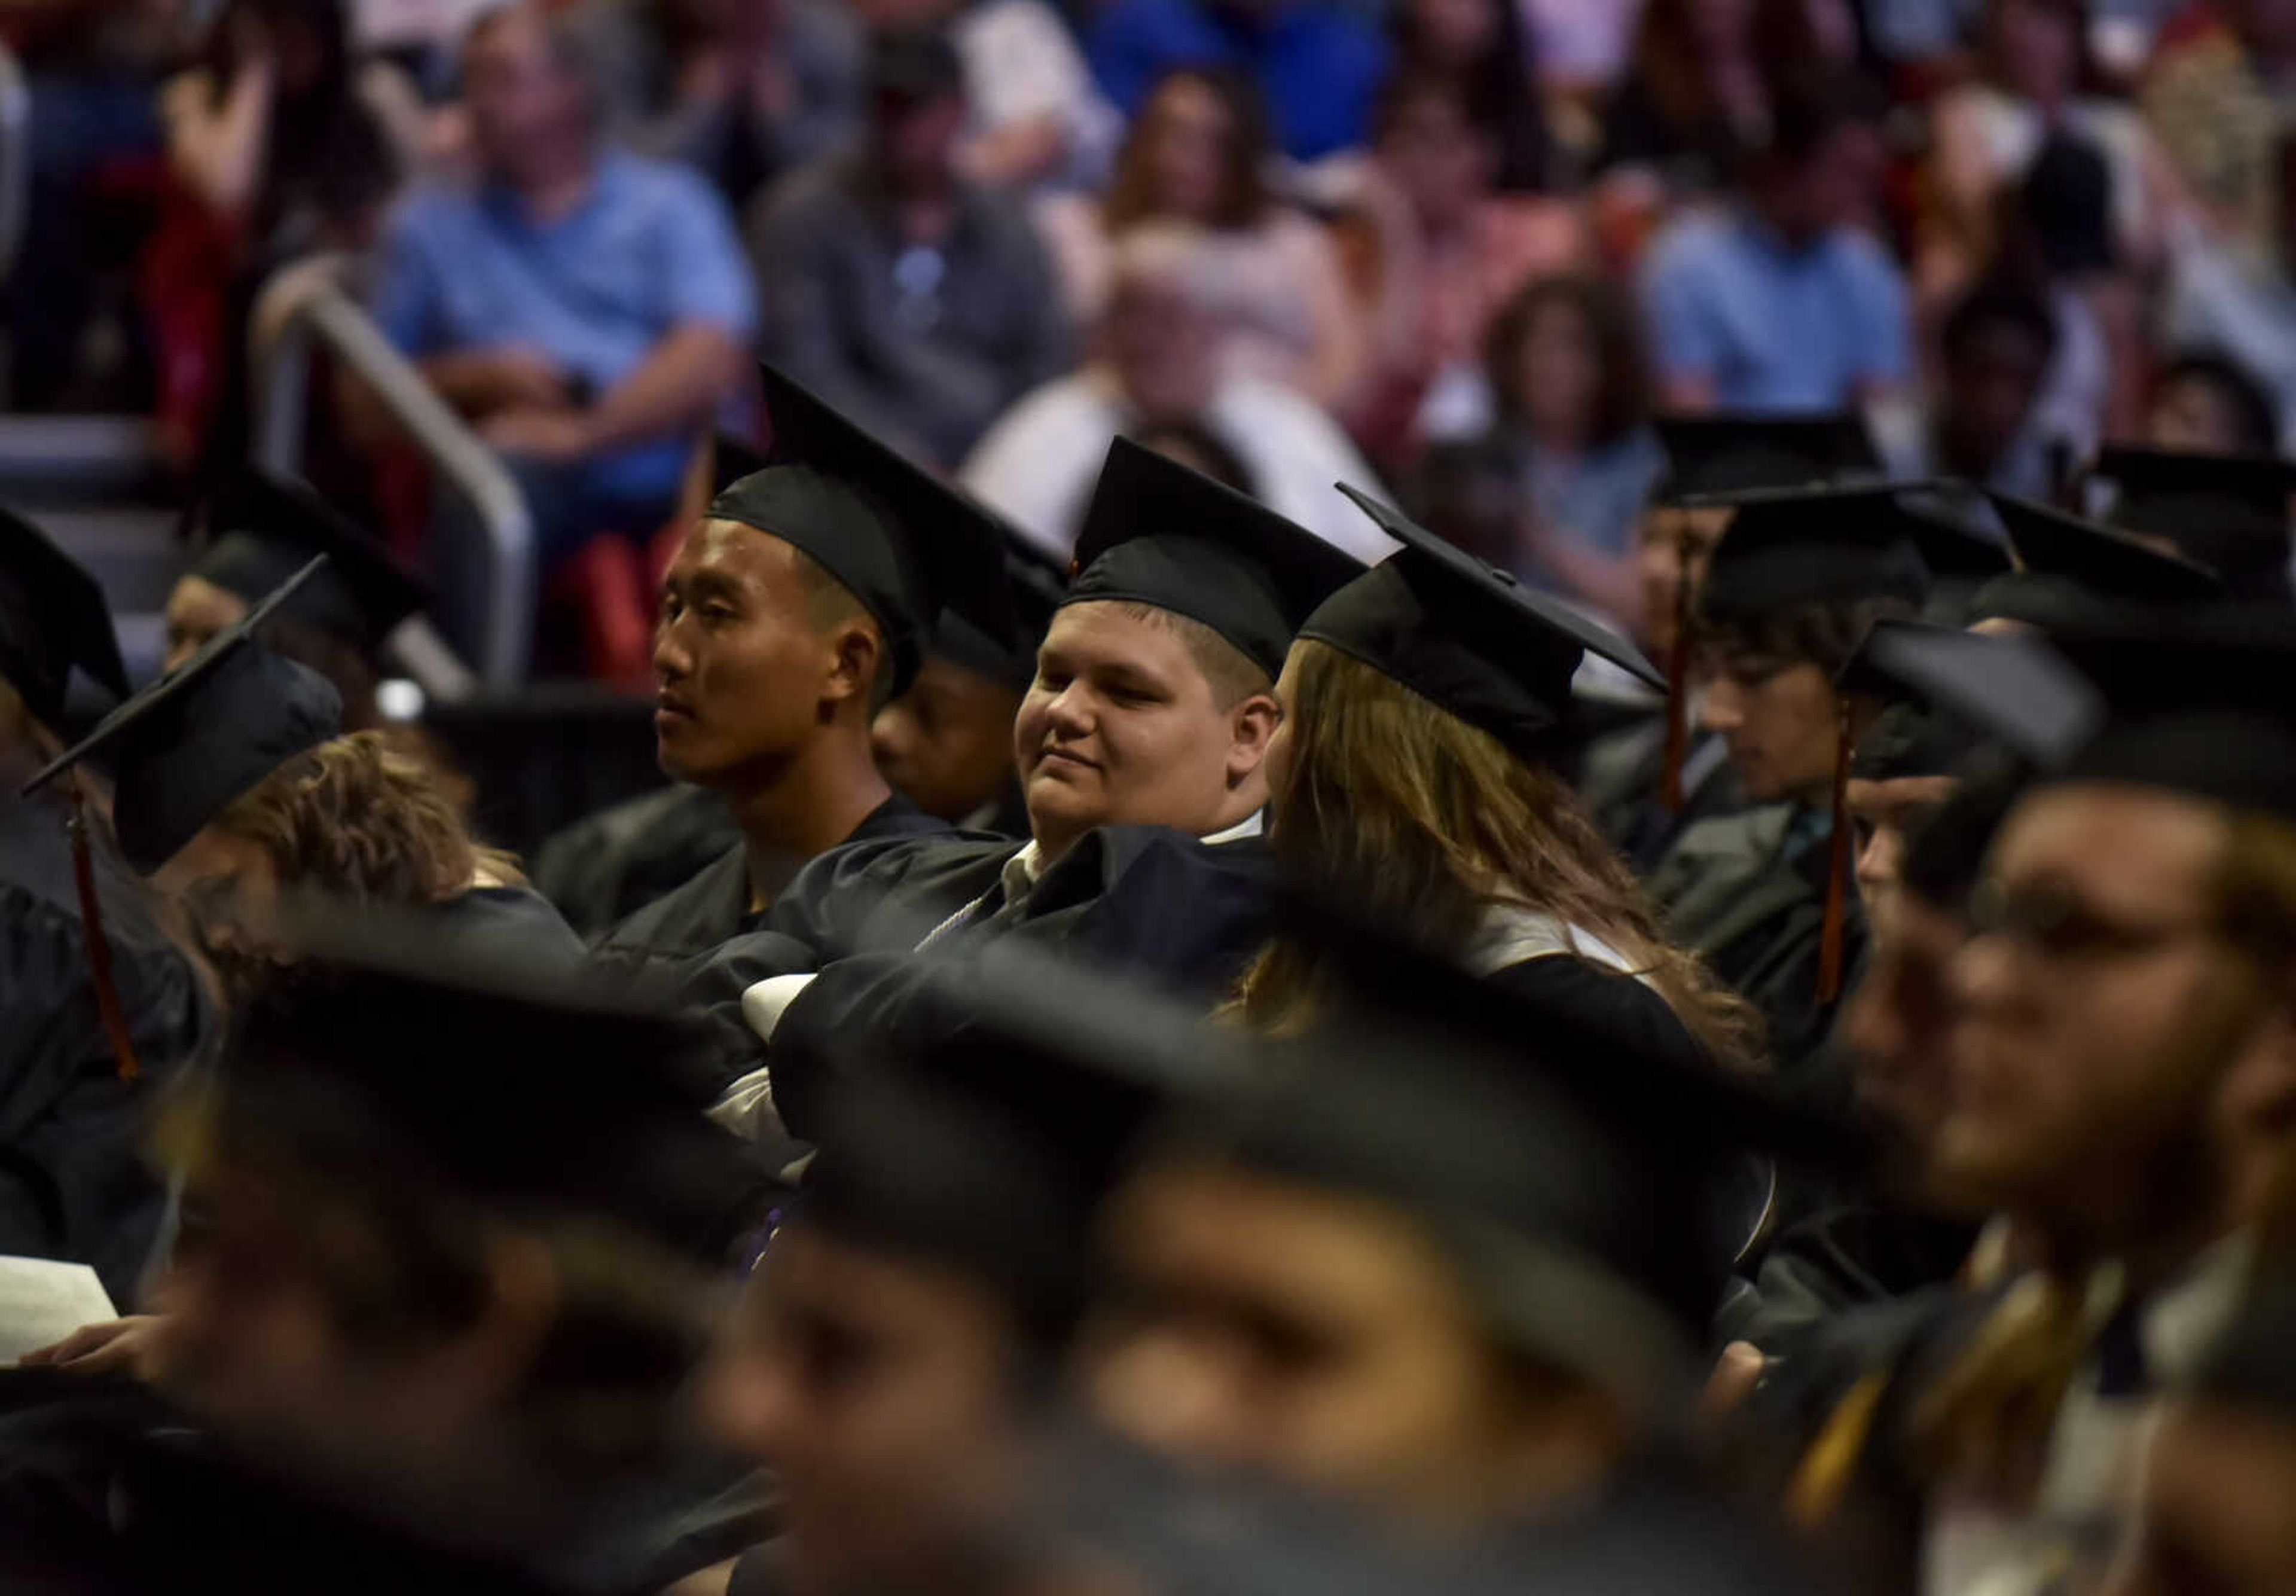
[821,620,884,716]
[434,1228,563,1416]
[1225,692,1282,787]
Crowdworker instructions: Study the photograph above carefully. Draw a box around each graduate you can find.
[1231,483,1759,1079]
[0,932,761,1595]
[1971,490,2225,637]
[0,507,210,1305]
[694,437,1364,1140]
[591,368,1024,969]
[2087,444,2296,604]
[166,466,435,725]
[1084,910,1839,1588]
[24,563,581,998]
[1760,612,2296,1596]
[1644,481,2000,1079]
[1580,412,1882,873]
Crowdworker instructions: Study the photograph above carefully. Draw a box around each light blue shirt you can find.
[372,149,758,504]
[1639,209,1911,412]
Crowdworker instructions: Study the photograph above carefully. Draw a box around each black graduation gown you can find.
[1646,801,1866,1081]
[428,885,589,966]
[1721,1201,1977,1357]
[0,788,210,1305]
[593,793,947,968]
[528,786,744,942]
[1576,715,1745,875]
[686,826,1278,1135]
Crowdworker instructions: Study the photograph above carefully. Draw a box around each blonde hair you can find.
[213,730,523,904]
[1235,642,1761,1071]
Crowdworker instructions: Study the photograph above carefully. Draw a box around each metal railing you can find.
[0,42,30,285]
[250,257,533,689]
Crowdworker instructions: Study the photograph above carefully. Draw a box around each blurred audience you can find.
[1880,275,2066,498]
[1638,73,1910,411]
[750,26,1071,469]
[1595,0,1772,219]
[2161,130,2296,448]
[576,0,864,215]
[1335,73,1587,466]
[1037,68,1359,408]
[1479,274,1662,621]
[1084,0,1389,163]
[2143,347,2284,454]
[960,225,1392,563]
[368,1,754,584]
[2142,0,2296,256]
[1387,0,1554,192]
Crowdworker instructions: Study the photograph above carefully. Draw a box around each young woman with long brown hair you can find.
[1234,487,1762,1077]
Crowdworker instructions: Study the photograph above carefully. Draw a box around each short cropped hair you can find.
[1108,602,1273,710]
[793,551,899,713]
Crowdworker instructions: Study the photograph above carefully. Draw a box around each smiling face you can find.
[654,521,874,791]
[1939,786,2247,1239]
[1013,603,1275,861]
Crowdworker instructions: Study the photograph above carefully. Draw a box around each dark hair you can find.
[1103,68,1272,233]
[1388,0,1550,191]
[1485,274,1653,448]
[1126,421,1258,498]
[1628,0,1749,137]
[1981,0,2107,99]
[197,0,398,228]
[1940,276,2060,367]
[1700,596,1918,679]
[1759,67,1886,172]
[2154,350,2282,453]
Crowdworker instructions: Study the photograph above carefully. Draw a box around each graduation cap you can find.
[1653,412,1880,502]
[1178,901,1860,1421]
[1063,438,1366,680]
[1294,484,1661,761]
[799,939,1247,1350]
[707,430,768,496]
[1973,490,2224,630]
[23,559,343,874]
[2090,445,2296,600]
[708,365,1018,698]
[927,534,1065,693]
[1693,481,1991,623]
[212,913,758,1268]
[1840,618,2103,773]
[188,469,432,656]
[0,503,129,727]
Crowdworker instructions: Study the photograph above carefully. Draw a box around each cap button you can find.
[1491,567,1519,586]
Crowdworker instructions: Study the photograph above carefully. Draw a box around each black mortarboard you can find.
[709,365,1017,698]
[2090,445,2296,599]
[2041,607,2296,825]
[1974,490,2225,630]
[1296,485,1662,759]
[801,941,1245,1348]
[1653,413,1880,501]
[1694,482,1960,622]
[0,504,129,726]
[708,431,768,496]
[217,917,756,1264]
[23,560,343,874]
[1837,618,2103,771]
[190,469,432,655]
[1181,905,1857,1420]
[1064,438,1365,680]
[929,534,1065,693]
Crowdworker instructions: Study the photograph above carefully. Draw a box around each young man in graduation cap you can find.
[2089,444,2296,604]
[0,508,210,1307]
[164,467,435,728]
[594,368,1022,968]
[1644,480,2001,1078]
[1581,411,1882,873]
[693,437,1363,1137]
[1759,612,2296,1593]
[4,930,762,1595]
[1083,905,1837,1583]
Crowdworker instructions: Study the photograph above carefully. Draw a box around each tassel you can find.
[1816,695,1854,1006]
[1659,555,1693,814]
[66,772,141,1084]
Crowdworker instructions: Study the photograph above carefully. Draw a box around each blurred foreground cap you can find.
[0,503,129,726]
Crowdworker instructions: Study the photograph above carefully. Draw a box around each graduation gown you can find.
[429,885,588,966]
[0,787,210,1305]
[1576,715,1745,875]
[1647,801,1865,1079]
[529,786,744,941]
[688,825,1278,1136]
[594,793,947,968]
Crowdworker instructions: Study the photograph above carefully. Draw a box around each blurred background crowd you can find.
[13,0,2296,700]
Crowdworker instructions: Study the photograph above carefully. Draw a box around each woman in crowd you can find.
[1388,0,1555,193]
[1034,68,1362,407]
[1233,498,1760,1078]
[1593,0,1770,221]
[1482,274,1663,626]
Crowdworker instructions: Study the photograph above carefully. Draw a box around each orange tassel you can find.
[1816,697,1854,1006]
[1659,554,1693,814]
[66,773,141,1084]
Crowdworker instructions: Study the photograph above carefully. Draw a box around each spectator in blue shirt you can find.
[1638,75,1913,414]
[370,1,755,572]
[1086,0,1388,164]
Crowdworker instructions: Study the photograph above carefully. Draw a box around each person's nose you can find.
[653,612,692,685]
[1042,680,1094,740]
